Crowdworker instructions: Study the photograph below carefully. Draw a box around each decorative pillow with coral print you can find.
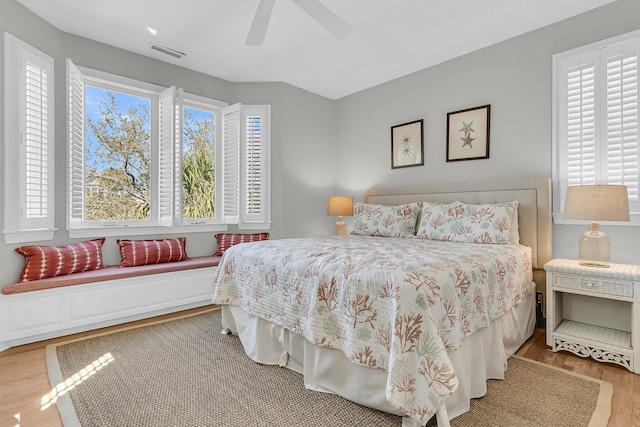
[503,201,520,244]
[416,201,517,244]
[351,202,420,237]
[414,201,457,240]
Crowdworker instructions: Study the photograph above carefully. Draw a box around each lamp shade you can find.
[327,196,353,217]
[563,185,630,221]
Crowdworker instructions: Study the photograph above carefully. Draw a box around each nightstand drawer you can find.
[552,274,633,298]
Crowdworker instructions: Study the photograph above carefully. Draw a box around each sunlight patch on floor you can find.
[12,412,19,427]
[40,353,114,410]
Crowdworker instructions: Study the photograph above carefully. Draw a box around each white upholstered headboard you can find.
[363,178,552,292]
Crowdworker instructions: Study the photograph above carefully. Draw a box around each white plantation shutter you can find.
[222,104,271,227]
[565,60,596,187]
[554,31,640,218]
[241,106,271,225]
[244,114,262,215]
[4,33,54,243]
[67,59,85,229]
[174,88,184,223]
[158,86,177,226]
[606,41,639,212]
[23,52,51,228]
[222,104,240,223]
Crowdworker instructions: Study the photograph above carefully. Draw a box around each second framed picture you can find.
[391,119,424,169]
[446,105,490,162]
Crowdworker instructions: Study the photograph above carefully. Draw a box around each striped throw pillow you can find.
[214,233,270,256]
[15,238,106,282]
[117,237,190,267]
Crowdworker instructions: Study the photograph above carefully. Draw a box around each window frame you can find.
[3,32,55,244]
[66,62,270,239]
[552,29,640,226]
[79,68,158,228]
[179,92,226,226]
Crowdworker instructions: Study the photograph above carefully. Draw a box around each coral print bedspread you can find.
[211,236,533,424]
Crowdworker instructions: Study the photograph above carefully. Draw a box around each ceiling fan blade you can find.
[246,0,277,46]
[291,0,353,40]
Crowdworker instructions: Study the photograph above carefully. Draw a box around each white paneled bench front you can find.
[0,256,219,352]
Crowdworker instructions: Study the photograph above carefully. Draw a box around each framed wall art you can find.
[391,119,424,169]
[446,105,490,162]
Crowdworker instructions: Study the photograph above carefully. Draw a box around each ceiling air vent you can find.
[150,44,186,59]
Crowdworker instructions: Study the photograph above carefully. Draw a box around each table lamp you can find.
[327,196,353,235]
[563,185,630,267]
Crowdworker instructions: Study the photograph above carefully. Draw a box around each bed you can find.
[211,178,552,426]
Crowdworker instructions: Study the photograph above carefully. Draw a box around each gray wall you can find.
[335,0,640,266]
[1,0,639,287]
[229,83,337,239]
[0,0,337,285]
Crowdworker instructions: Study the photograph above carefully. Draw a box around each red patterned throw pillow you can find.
[214,233,270,256]
[15,238,106,282]
[117,237,190,267]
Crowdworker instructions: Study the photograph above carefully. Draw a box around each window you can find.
[182,100,216,222]
[3,33,55,244]
[553,29,640,225]
[67,60,270,237]
[83,85,152,223]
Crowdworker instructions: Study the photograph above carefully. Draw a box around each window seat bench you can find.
[0,256,221,352]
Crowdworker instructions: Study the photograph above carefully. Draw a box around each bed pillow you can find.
[504,201,520,245]
[117,237,190,267]
[15,238,106,282]
[214,233,270,256]
[416,201,517,244]
[351,202,420,237]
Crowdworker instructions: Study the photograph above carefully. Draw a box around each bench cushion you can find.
[2,256,221,295]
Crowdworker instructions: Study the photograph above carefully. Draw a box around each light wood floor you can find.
[0,307,637,427]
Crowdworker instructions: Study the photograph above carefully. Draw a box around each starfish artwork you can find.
[458,120,475,149]
[447,106,489,160]
[459,121,474,134]
[401,133,413,157]
[460,134,475,148]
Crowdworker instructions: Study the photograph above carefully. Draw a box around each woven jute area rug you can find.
[46,308,612,427]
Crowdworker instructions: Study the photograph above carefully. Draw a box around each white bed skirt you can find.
[220,287,535,426]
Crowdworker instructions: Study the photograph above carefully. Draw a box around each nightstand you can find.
[545,258,640,373]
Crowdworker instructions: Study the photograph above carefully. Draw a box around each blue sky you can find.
[85,86,150,129]
[85,86,151,173]
[85,86,215,170]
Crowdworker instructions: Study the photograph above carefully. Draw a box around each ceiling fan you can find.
[246,0,353,46]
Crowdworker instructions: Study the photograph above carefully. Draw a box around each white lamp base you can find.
[334,216,347,236]
[579,222,610,268]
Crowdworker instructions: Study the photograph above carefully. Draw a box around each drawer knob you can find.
[582,280,599,289]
